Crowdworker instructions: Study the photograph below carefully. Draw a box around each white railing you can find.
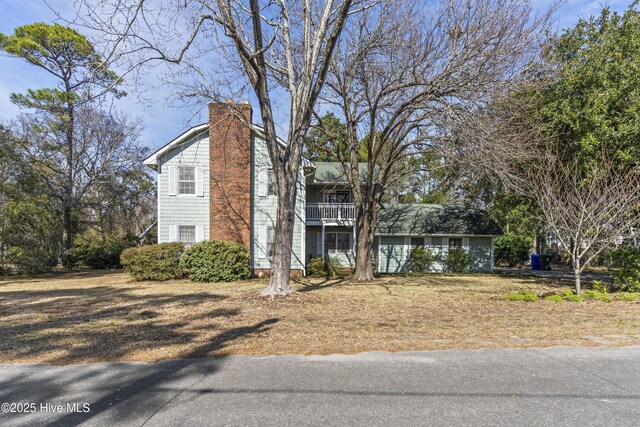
[306,203,356,222]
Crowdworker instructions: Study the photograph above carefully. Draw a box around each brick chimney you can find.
[209,102,253,249]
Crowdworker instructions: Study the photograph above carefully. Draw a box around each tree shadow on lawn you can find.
[0,284,275,364]
[293,277,351,293]
[0,318,279,427]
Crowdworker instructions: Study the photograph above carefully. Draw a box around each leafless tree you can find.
[450,80,640,294]
[74,0,373,295]
[321,0,555,280]
[527,156,640,294]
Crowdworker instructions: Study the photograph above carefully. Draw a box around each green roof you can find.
[376,204,502,236]
[312,162,369,183]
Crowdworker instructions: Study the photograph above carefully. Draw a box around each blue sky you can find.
[0,0,633,153]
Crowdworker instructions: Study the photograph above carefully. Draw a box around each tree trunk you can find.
[261,175,297,297]
[353,201,378,281]
[61,95,75,267]
[573,258,581,295]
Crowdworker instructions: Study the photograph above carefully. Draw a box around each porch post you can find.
[321,223,325,259]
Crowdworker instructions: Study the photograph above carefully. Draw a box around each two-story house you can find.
[143,102,501,276]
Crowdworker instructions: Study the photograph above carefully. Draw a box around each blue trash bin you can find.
[531,254,540,270]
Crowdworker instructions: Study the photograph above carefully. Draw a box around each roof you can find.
[376,204,503,236]
[143,123,313,168]
[143,123,208,167]
[312,162,370,184]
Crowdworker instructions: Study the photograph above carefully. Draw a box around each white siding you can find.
[157,132,210,243]
[251,134,306,271]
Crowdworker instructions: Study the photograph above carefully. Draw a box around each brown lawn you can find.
[1,271,639,364]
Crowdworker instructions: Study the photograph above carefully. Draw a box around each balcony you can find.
[306,203,355,224]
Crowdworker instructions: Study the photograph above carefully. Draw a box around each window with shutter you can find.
[178,167,196,195]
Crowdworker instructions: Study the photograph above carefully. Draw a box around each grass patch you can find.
[499,289,538,302]
[1,271,639,364]
[582,290,613,303]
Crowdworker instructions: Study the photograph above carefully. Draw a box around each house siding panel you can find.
[251,134,305,271]
[157,133,210,243]
[377,235,493,273]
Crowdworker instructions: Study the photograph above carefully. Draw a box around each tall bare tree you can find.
[321,0,554,280]
[530,156,640,294]
[76,0,369,295]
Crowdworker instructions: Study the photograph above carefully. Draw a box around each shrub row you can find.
[120,240,251,282]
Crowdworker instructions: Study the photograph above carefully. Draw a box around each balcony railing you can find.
[306,203,355,222]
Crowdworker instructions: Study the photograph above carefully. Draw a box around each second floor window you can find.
[268,170,277,196]
[178,167,196,195]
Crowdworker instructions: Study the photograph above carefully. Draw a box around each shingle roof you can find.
[312,162,369,183]
[376,204,503,236]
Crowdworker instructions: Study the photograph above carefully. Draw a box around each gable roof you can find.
[143,123,313,168]
[143,123,208,168]
[376,204,503,236]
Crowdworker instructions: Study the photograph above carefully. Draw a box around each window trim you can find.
[267,169,277,196]
[323,231,352,253]
[178,225,196,244]
[449,237,463,249]
[178,166,196,196]
[266,226,276,257]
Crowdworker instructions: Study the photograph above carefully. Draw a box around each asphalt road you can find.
[1,346,639,426]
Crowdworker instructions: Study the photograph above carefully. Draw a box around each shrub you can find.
[494,234,532,267]
[409,246,436,273]
[592,280,608,294]
[609,248,640,292]
[306,257,326,277]
[545,294,563,303]
[69,234,137,269]
[445,248,472,273]
[179,240,250,282]
[306,256,343,278]
[3,246,57,275]
[120,243,184,281]
[499,289,538,302]
[617,292,640,302]
[582,290,612,303]
[561,290,583,302]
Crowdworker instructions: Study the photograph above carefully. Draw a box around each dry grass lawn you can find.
[1,271,639,364]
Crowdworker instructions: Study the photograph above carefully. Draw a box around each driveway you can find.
[1,346,639,426]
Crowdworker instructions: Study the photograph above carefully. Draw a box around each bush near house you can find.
[120,243,185,281]
[494,234,532,267]
[179,240,250,282]
[306,256,343,278]
[608,248,640,292]
[445,248,472,273]
[409,247,436,273]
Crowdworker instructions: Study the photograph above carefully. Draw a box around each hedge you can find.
[179,240,250,282]
[120,243,185,281]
